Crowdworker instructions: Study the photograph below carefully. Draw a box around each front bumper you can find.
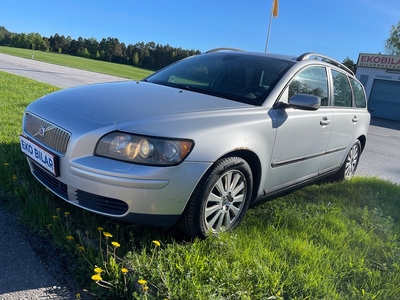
[26,155,211,227]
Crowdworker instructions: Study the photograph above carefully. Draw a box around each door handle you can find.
[352,115,359,123]
[320,116,331,126]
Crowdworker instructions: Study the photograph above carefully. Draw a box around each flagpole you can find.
[265,0,277,53]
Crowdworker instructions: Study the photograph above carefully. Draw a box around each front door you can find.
[264,66,332,192]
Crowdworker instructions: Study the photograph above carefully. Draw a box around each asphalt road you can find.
[0,52,128,88]
[0,52,399,299]
[0,206,75,299]
[357,117,400,185]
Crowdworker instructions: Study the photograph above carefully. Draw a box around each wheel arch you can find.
[220,149,262,204]
[358,134,367,153]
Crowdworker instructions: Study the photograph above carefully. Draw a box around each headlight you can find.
[95,132,194,166]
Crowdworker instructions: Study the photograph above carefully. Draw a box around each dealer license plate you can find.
[20,135,58,176]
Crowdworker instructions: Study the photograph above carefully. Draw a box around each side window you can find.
[331,70,353,107]
[288,67,329,106]
[349,78,367,108]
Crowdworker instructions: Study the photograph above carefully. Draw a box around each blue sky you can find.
[1,0,399,62]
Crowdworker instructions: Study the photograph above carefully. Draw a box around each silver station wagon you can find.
[20,49,370,238]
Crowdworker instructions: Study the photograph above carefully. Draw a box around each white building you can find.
[356,53,400,121]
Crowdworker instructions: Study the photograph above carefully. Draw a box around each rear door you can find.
[319,70,368,174]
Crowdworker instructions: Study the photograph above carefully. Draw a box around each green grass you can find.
[1,69,400,299]
[0,46,153,80]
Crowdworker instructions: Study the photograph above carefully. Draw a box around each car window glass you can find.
[349,78,367,108]
[167,60,224,86]
[331,70,353,107]
[146,53,294,105]
[288,66,329,106]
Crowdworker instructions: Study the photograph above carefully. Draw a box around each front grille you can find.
[30,159,68,199]
[76,190,129,215]
[24,113,71,155]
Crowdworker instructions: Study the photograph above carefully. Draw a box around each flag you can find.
[272,0,278,18]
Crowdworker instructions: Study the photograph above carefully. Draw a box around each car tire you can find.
[331,140,361,181]
[179,157,253,238]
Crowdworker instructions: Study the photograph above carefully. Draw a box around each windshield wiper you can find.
[177,85,193,91]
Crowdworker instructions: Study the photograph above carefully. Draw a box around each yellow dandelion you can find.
[52,215,58,219]
[111,241,120,248]
[138,279,147,285]
[152,240,161,247]
[56,207,61,211]
[4,163,9,166]
[97,227,104,231]
[144,286,149,291]
[64,211,70,216]
[77,245,85,251]
[103,231,112,238]
[47,224,52,229]
[76,292,81,299]
[91,274,102,281]
[121,268,128,274]
[66,235,74,241]
[12,175,17,179]
[94,267,103,274]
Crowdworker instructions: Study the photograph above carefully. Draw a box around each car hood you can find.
[37,81,248,123]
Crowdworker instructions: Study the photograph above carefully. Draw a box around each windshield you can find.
[144,52,294,105]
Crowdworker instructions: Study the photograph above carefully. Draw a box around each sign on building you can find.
[357,53,400,70]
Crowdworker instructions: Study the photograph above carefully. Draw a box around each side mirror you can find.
[288,94,321,110]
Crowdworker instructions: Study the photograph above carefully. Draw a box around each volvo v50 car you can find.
[20,49,370,238]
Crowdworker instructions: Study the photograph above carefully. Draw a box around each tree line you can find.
[0,26,201,70]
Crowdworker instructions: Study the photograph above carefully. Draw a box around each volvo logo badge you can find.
[33,125,54,139]
[39,126,46,138]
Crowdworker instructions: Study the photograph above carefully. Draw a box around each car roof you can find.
[206,48,297,61]
[205,48,354,76]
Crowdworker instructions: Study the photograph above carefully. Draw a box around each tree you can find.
[28,32,46,50]
[385,21,400,55]
[49,33,62,52]
[61,35,72,54]
[0,26,9,41]
[11,33,30,49]
[84,37,99,59]
[70,37,84,55]
[342,57,356,74]
[41,37,50,51]
[0,26,8,34]
[132,52,139,66]
[1,32,14,46]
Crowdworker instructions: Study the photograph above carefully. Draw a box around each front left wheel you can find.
[179,157,253,238]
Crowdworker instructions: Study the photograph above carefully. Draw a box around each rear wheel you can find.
[331,140,361,181]
[179,157,253,238]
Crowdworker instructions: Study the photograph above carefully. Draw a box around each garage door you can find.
[368,79,400,121]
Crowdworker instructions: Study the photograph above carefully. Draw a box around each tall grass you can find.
[1,70,400,299]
